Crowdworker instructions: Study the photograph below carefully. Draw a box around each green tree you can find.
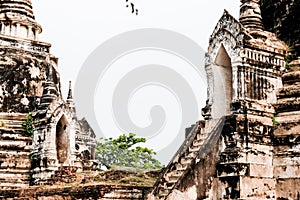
[96,133,163,170]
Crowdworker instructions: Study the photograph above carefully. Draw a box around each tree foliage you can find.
[96,133,163,170]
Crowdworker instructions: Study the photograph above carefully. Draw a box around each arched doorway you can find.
[212,44,233,118]
[56,115,70,164]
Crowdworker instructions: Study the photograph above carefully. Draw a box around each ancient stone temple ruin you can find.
[0,0,300,199]
[148,0,300,199]
[0,0,96,188]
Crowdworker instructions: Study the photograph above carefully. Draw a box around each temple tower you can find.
[199,0,299,198]
[151,0,299,199]
[0,0,96,188]
[0,0,49,188]
[203,1,287,198]
[203,0,285,120]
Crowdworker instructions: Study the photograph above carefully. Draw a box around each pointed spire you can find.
[0,0,42,40]
[67,81,76,112]
[67,81,73,100]
[239,0,264,30]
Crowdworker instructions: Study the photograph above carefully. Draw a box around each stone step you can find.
[0,166,30,171]
[0,172,29,180]
[0,127,25,132]
[0,151,30,157]
[193,138,204,147]
[186,151,197,159]
[0,147,31,153]
[189,145,201,152]
[0,148,31,153]
[0,182,29,189]
[0,164,30,171]
[166,185,175,190]
[0,161,31,169]
[0,119,26,124]
[0,155,31,160]
[166,177,179,183]
[1,124,24,129]
[180,157,192,165]
[160,182,176,190]
[0,113,27,120]
[166,172,183,183]
[0,133,32,141]
[0,140,31,147]
[175,163,187,170]
[196,133,206,140]
[0,119,28,129]
[166,169,184,178]
[0,114,31,136]
[0,145,32,155]
[157,188,171,198]
[0,123,27,129]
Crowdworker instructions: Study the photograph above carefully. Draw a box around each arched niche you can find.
[56,115,70,164]
[211,44,233,118]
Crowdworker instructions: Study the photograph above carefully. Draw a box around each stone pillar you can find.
[16,23,20,38]
[34,29,38,41]
[0,22,4,35]
[4,24,10,35]
[27,26,32,39]
[11,24,16,37]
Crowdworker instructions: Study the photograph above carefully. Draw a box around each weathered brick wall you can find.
[0,184,151,200]
[261,0,300,57]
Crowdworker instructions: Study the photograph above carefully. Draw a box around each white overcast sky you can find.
[31,0,240,163]
[32,0,239,96]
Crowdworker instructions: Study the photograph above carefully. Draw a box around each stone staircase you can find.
[149,117,225,199]
[0,113,32,189]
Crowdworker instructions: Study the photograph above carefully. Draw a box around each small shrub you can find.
[0,121,5,127]
[272,112,278,126]
[22,114,34,135]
